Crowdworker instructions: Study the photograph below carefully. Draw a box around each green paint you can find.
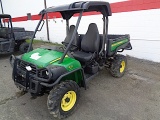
[22,48,81,71]
[21,48,82,84]
[51,57,81,71]
[111,39,128,51]
[61,70,83,85]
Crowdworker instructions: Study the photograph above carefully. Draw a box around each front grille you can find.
[18,60,37,75]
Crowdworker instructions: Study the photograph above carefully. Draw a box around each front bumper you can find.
[12,58,51,94]
[12,58,86,94]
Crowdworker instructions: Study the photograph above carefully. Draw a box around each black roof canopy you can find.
[40,1,112,20]
[0,14,11,18]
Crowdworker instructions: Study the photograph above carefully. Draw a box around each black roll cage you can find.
[0,14,15,39]
[28,1,112,63]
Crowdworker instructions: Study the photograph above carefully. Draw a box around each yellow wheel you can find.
[47,80,80,119]
[110,54,127,78]
[61,91,77,111]
[120,61,125,73]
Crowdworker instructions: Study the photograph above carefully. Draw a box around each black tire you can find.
[47,80,80,119]
[109,54,127,78]
[19,42,33,53]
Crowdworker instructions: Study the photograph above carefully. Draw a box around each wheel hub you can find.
[120,60,125,73]
[65,97,70,103]
[61,91,76,111]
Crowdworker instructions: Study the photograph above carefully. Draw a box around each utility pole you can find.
[44,0,50,42]
[0,0,5,26]
[0,0,4,14]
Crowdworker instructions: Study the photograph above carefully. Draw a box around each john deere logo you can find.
[68,65,73,69]
[30,53,41,60]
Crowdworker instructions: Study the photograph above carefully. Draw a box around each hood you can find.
[21,48,63,68]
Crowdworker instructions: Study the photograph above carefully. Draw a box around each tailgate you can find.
[107,34,132,56]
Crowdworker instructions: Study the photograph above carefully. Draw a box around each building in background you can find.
[1,0,160,62]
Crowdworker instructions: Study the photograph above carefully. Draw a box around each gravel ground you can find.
[0,50,160,120]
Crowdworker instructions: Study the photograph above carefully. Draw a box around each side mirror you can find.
[38,20,45,31]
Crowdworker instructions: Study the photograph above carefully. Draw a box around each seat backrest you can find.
[63,25,79,48]
[81,23,100,53]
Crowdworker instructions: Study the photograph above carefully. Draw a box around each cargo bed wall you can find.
[14,31,34,40]
[106,34,132,56]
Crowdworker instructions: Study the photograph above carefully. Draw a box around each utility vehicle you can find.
[0,14,34,55]
[10,1,132,119]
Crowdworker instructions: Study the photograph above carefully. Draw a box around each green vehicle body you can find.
[21,48,83,84]
[11,36,130,93]
[22,48,81,70]
[111,39,128,51]
[19,36,129,85]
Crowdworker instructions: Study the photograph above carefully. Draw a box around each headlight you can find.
[38,69,50,79]
[46,70,49,75]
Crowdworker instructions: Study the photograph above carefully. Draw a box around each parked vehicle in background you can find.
[0,14,34,55]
